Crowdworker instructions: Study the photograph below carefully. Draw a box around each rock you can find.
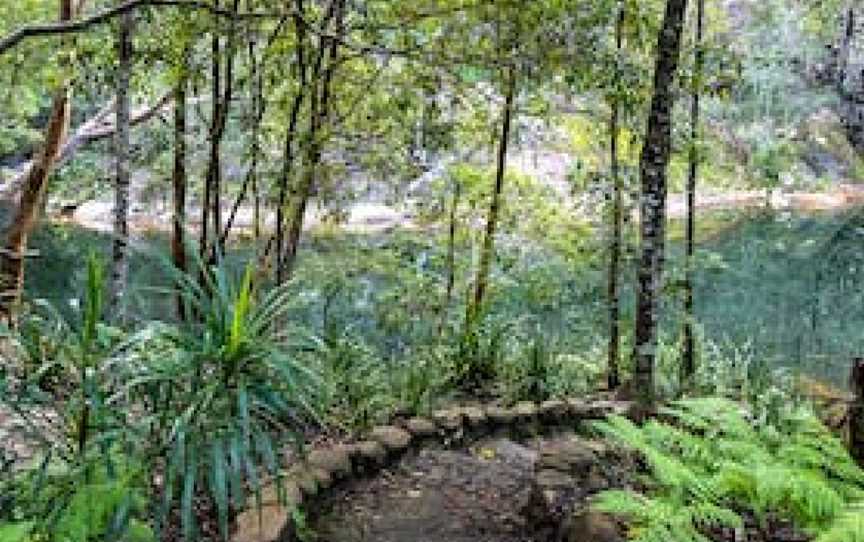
[515,401,538,419]
[307,446,352,479]
[592,400,634,419]
[370,425,412,453]
[310,467,333,490]
[485,405,517,425]
[585,468,610,493]
[292,468,320,497]
[353,440,387,468]
[405,417,437,438]
[232,504,292,542]
[460,406,487,427]
[539,439,597,473]
[432,409,464,432]
[535,468,575,489]
[539,400,569,424]
[561,509,624,542]
[566,398,592,419]
[257,481,303,508]
[232,483,301,542]
[488,438,538,464]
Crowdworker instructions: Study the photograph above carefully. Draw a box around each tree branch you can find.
[0,0,286,56]
[0,93,173,199]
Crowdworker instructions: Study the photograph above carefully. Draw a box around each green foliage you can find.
[131,253,323,540]
[594,398,864,542]
[0,522,33,542]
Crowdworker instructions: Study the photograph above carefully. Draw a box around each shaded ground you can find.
[312,437,545,542]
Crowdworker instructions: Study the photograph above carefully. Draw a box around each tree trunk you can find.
[204,0,239,262]
[682,0,704,388]
[109,9,134,321]
[251,36,262,241]
[219,34,266,247]
[172,53,189,321]
[200,15,218,266]
[439,179,461,336]
[275,0,309,284]
[470,66,516,323]
[0,0,77,325]
[280,0,344,282]
[607,4,625,391]
[633,0,689,406]
[837,4,855,95]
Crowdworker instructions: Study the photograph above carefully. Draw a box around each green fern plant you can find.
[593,397,864,542]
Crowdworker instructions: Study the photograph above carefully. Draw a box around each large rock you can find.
[404,417,437,438]
[460,406,487,428]
[232,505,292,542]
[432,409,464,432]
[514,401,539,419]
[485,405,517,426]
[561,509,624,542]
[538,438,597,474]
[307,446,353,479]
[370,425,412,453]
[353,440,387,469]
[310,467,333,490]
[539,400,570,425]
[232,482,302,542]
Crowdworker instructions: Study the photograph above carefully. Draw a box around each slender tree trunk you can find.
[275,0,310,284]
[110,10,134,321]
[682,0,704,388]
[219,35,266,246]
[200,17,218,265]
[172,53,189,321]
[210,14,222,258]
[607,4,625,391]
[251,38,262,241]
[633,0,689,406]
[470,67,516,323]
[0,0,77,325]
[837,4,855,94]
[281,0,344,281]
[439,180,461,336]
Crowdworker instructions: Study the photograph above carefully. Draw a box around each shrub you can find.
[593,397,864,542]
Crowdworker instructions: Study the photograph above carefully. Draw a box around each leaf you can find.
[0,522,34,542]
[210,439,229,541]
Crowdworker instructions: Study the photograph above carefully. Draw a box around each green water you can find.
[15,207,864,387]
[693,209,864,386]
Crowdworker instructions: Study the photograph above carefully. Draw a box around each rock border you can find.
[231,397,634,542]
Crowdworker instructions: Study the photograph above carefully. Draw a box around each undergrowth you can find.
[593,397,864,542]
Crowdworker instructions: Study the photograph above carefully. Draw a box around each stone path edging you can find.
[231,397,634,542]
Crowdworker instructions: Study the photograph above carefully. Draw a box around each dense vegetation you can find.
[2,0,864,541]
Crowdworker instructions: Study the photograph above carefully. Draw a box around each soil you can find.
[311,437,546,542]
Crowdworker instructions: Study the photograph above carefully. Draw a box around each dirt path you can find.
[312,437,544,542]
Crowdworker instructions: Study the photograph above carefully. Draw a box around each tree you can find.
[681,0,704,387]
[279,0,346,282]
[0,0,85,325]
[171,46,189,320]
[607,2,626,391]
[469,67,517,327]
[109,9,134,320]
[633,0,689,405]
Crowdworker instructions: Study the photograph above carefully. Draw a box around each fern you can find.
[594,397,864,542]
[594,490,741,542]
[815,506,864,542]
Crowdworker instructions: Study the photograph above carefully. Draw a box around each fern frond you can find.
[814,505,864,542]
